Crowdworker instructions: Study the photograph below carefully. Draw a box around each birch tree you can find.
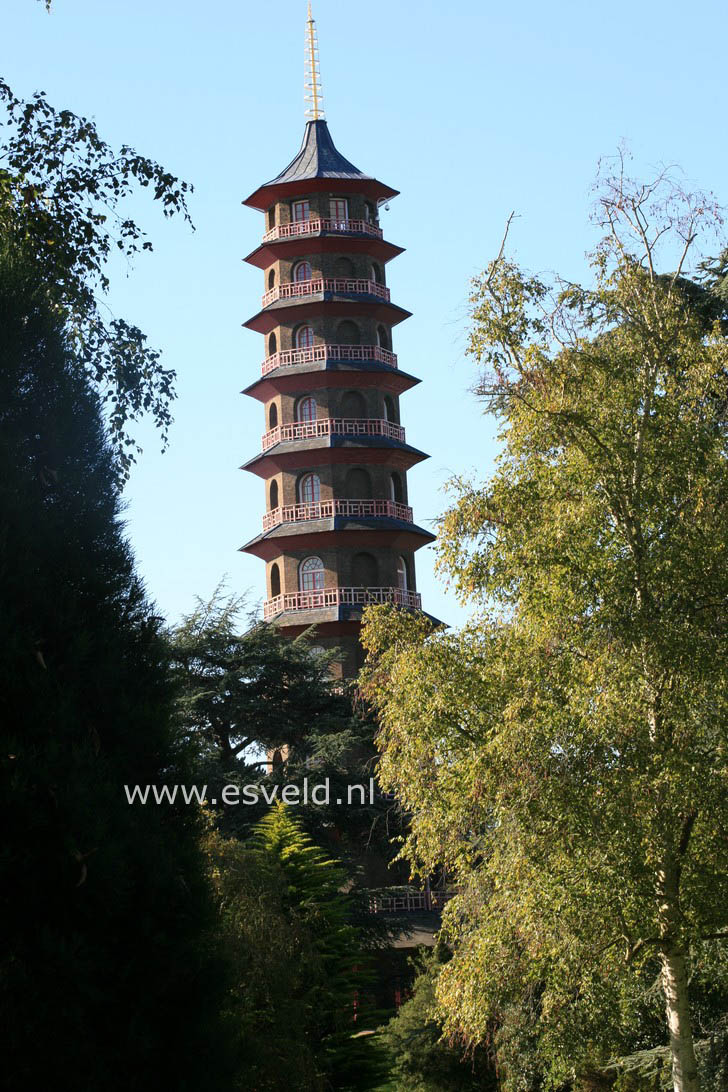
[361,163,728,1092]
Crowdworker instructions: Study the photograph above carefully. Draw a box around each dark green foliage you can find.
[171,592,407,875]
[380,942,497,1092]
[0,257,225,1090]
[0,77,192,477]
[205,805,380,1091]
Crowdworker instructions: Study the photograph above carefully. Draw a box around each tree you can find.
[171,590,407,871]
[0,76,192,477]
[0,256,225,1089]
[204,804,375,1090]
[361,163,728,1092]
[380,941,497,1092]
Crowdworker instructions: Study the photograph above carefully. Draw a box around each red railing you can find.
[261,416,405,451]
[263,498,413,532]
[261,343,398,375]
[262,217,383,243]
[263,586,421,620]
[262,277,390,309]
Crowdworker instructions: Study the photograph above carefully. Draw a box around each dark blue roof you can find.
[265,119,373,186]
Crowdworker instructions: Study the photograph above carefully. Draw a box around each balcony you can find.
[262,498,413,532]
[262,217,384,244]
[261,416,405,452]
[261,343,398,375]
[263,585,421,620]
[261,277,390,309]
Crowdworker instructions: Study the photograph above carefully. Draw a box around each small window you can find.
[299,556,324,592]
[390,472,404,503]
[270,562,281,598]
[292,200,310,223]
[309,645,325,657]
[269,480,279,510]
[371,262,383,284]
[268,268,276,289]
[330,197,348,227]
[268,207,276,230]
[293,260,312,283]
[268,332,277,355]
[297,396,317,423]
[268,403,278,430]
[295,324,314,349]
[397,556,409,591]
[376,325,390,350]
[299,473,321,504]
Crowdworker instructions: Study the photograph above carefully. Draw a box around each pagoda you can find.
[240,5,434,677]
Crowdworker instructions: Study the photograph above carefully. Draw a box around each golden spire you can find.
[304,2,325,120]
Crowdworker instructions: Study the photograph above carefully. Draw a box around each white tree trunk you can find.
[661,945,699,1092]
[657,849,700,1092]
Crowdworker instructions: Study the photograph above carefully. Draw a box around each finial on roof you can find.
[305,2,325,121]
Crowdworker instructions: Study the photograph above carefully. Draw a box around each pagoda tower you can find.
[240,6,434,677]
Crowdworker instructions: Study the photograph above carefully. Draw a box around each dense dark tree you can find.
[171,591,407,874]
[0,257,226,1090]
[379,941,497,1092]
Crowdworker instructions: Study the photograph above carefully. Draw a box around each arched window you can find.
[364,202,376,223]
[271,748,283,768]
[370,262,383,284]
[295,324,314,349]
[336,320,361,345]
[299,473,320,504]
[293,260,312,283]
[341,390,366,419]
[268,332,277,355]
[397,556,409,591]
[334,256,355,279]
[270,563,281,598]
[268,207,276,230]
[299,556,324,592]
[268,268,276,289]
[344,468,372,499]
[269,479,279,510]
[352,552,378,587]
[376,325,390,350]
[390,472,404,503]
[383,395,399,424]
[268,403,278,430]
[296,396,317,423]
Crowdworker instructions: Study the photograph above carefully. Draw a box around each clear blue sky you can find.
[5,0,727,628]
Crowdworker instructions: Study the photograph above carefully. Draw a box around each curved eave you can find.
[244,235,404,270]
[244,296,411,335]
[241,437,429,479]
[242,361,420,402]
[244,176,398,212]
[241,518,436,561]
[268,607,444,634]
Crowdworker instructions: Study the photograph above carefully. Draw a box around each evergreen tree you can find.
[0,257,226,1089]
[380,941,497,1092]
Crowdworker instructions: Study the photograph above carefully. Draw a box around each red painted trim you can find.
[243,177,399,211]
[243,236,404,270]
[242,368,419,403]
[241,445,428,479]
[244,298,411,335]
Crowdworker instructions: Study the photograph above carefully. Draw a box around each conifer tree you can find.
[0,256,225,1090]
